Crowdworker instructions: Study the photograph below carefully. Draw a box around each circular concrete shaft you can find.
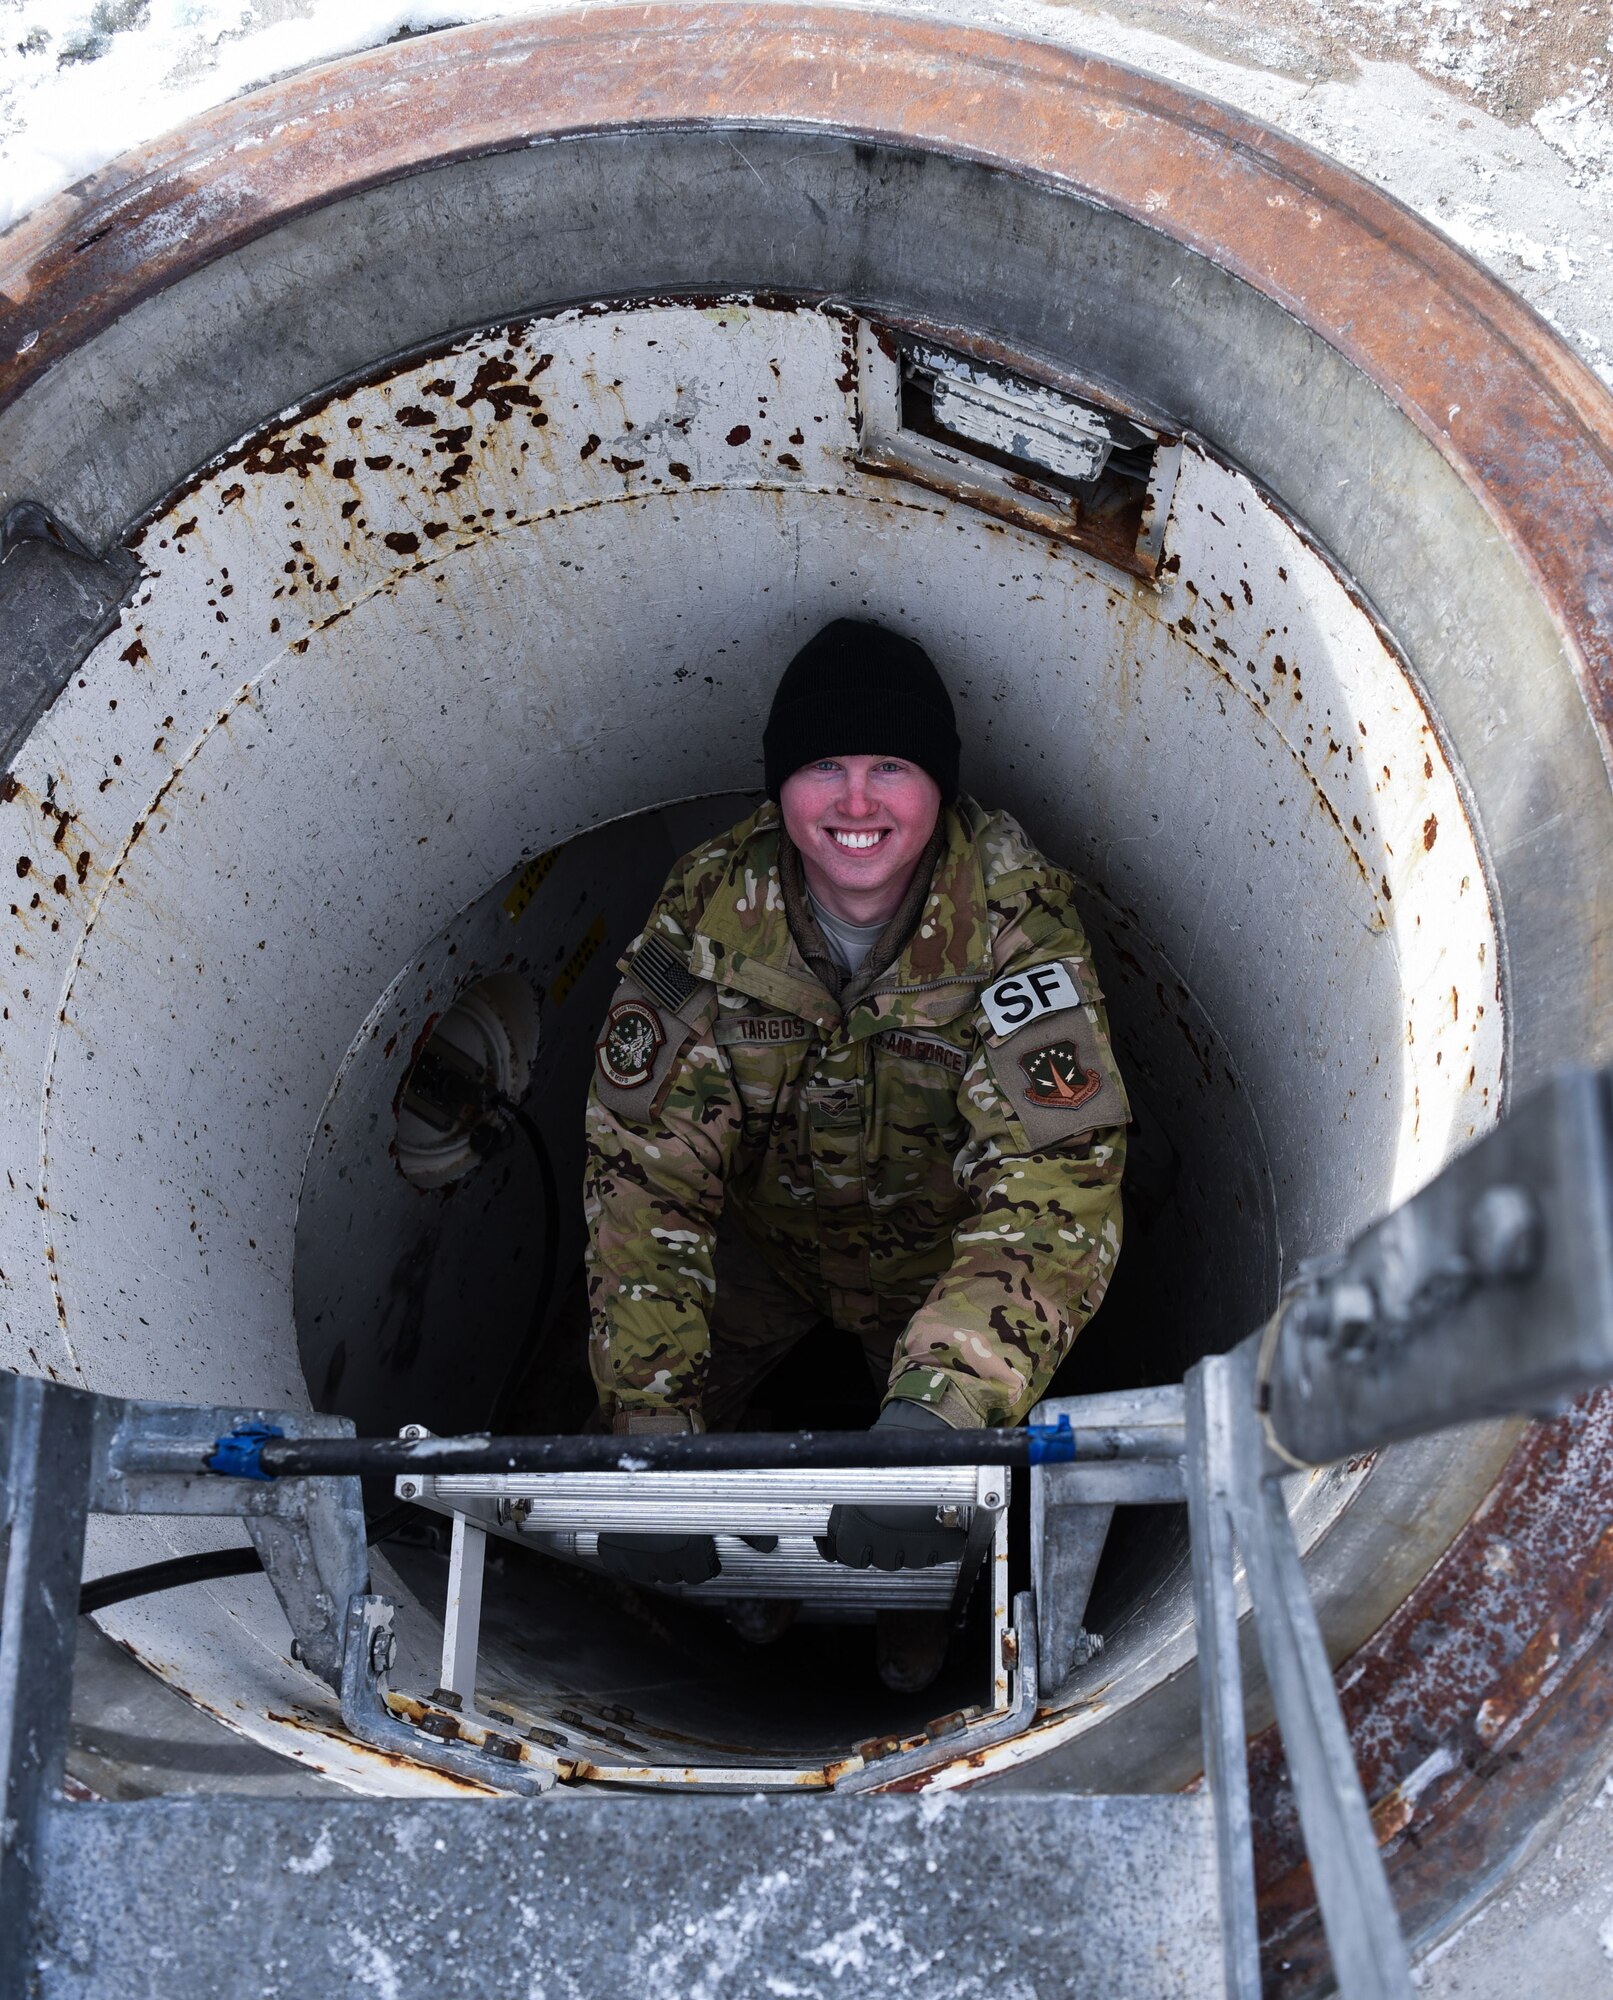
[2,9,1611,1985]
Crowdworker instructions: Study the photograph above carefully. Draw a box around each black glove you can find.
[596,1533,719,1586]
[818,1402,969,1573]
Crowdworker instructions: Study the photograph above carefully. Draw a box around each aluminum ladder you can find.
[1,1354,1415,1997]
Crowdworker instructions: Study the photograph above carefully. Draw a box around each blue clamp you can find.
[206,1423,284,1481]
[1026,1412,1077,1465]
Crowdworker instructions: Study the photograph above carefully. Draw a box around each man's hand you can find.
[596,1533,720,1586]
[818,1402,969,1572]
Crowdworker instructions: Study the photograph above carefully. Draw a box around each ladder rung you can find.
[532,1530,960,1605]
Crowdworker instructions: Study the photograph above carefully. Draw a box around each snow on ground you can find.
[0,0,529,231]
[984,0,1613,384]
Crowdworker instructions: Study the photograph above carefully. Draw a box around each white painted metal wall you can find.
[0,299,1500,1786]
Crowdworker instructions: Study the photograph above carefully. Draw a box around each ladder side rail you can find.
[1212,1349,1415,2000]
[0,1373,95,1998]
[951,1463,1006,1620]
[1184,1359,1263,2000]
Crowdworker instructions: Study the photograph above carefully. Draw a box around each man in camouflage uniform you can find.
[584,620,1127,1688]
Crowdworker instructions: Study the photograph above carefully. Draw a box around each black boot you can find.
[876,1608,950,1693]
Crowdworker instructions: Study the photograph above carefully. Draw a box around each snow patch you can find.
[0,0,535,233]
[285,1825,335,1873]
[344,1926,402,2000]
[1534,81,1613,188]
[1396,1744,1460,1806]
[626,1868,797,2000]
[801,1917,883,1977]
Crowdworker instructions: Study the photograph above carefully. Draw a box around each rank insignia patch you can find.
[598,1000,665,1090]
[1019,1041,1102,1111]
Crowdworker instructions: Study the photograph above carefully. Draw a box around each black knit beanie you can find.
[762,620,961,801]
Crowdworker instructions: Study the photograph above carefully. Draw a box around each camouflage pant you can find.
[636,1221,892,1433]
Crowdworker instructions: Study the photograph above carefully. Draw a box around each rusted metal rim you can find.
[1253,1395,1613,1989]
[2,4,1611,733]
[4,7,1613,1981]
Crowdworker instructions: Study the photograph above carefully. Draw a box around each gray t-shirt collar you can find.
[805,890,888,975]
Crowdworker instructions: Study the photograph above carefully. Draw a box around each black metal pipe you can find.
[253,1424,1178,1479]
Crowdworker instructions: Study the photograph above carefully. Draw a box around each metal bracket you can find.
[0,500,141,773]
[338,1595,557,1795]
[1263,1069,1613,1464]
[834,1590,1041,1793]
[92,1395,366,1690]
[1028,1385,1186,1701]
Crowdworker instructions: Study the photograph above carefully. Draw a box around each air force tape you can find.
[980,960,1083,1037]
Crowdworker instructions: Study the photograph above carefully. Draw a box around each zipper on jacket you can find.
[868,973,983,999]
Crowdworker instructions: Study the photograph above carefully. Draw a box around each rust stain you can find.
[1475,1618,1564,1747]
[242,430,327,478]
[455,353,551,426]
[1254,1428,1613,1994]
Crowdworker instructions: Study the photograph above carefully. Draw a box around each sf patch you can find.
[1019,1040,1102,1111]
[598,999,665,1090]
[981,960,1084,1038]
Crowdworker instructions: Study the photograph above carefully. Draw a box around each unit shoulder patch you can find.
[983,996,1129,1147]
[1019,1041,1102,1111]
[598,999,665,1090]
[590,960,717,1126]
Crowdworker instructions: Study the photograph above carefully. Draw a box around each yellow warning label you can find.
[549,914,608,1007]
[503,845,563,923]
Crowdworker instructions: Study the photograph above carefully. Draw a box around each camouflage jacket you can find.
[583,798,1129,1430]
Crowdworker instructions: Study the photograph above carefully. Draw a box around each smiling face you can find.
[778,754,944,926]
